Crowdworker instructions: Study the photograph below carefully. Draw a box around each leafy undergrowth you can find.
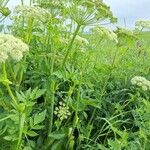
[0,0,150,150]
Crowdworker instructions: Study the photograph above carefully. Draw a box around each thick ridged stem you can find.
[62,24,81,67]
[2,63,18,106]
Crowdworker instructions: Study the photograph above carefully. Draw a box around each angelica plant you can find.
[60,0,117,66]
[0,0,149,150]
[0,33,29,103]
[0,33,30,149]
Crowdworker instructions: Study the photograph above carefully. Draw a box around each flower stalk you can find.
[62,24,81,67]
[2,63,18,106]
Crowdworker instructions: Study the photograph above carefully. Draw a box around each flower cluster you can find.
[135,20,150,29]
[115,27,135,38]
[0,33,29,63]
[59,37,69,45]
[54,102,71,121]
[131,76,150,91]
[74,35,89,45]
[93,26,118,43]
[69,0,116,26]
[14,5,51,23]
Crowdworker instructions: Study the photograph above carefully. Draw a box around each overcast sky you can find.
[7,0,150,28]
[104,0,150,28]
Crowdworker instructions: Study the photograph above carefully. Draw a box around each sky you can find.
[104,0,150,28]
[7,0,150,28]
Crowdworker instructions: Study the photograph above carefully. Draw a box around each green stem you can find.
[2,63,7,79]
[6,84,17,105]
[44,21,61,149]
[0,16,6,23]
[26,18,33,44]
[2,63,18,106]
[16,113,26,150]
[48,33,56,134]
[0,116,10,122]
[1,0,9,7]
[18,67,23,86]
[29,0,32,6]
[18,18,33,87]
[77,71,82,102]
[62,24,81,67]
[44,24,57,149]
[21,0,24,5]
[48,81,55,133]
[8,63,16,82]
[67,72,83,149]
[74,71,82,127]
[50,39,56,74]
[93,38,103,68]
[44,81,55,150]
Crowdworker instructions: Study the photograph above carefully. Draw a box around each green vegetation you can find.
[0,0,150,150]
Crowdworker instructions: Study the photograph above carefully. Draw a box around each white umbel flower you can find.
[0,33,29,63]
[75,35,89,45]
[9,49,23,61]
[131,76,150,91]
[115,27,135,39]
[93,26,118,43]
[135,20,150,29]
[0,50,8,63]
[14,5,51,23]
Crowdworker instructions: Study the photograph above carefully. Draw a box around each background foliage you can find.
[0,0,150,150]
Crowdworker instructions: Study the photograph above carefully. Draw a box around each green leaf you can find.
[0,78,12,85]
[33,110,46,125]
[0,115,10,122]
[97,144,108,150]
[53,71,64,79]
[49,131,66,140]
[51,140,64,150]
[30,87,46,100]
[23,146,32,150]
[27,131,38,137]
[108,139,122,150]
[3,135,13,141]
[80,99,101,109]
[70,100,85,112]
[29,117,33,128]
[16,91,26,102]
[32,125,44,130]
